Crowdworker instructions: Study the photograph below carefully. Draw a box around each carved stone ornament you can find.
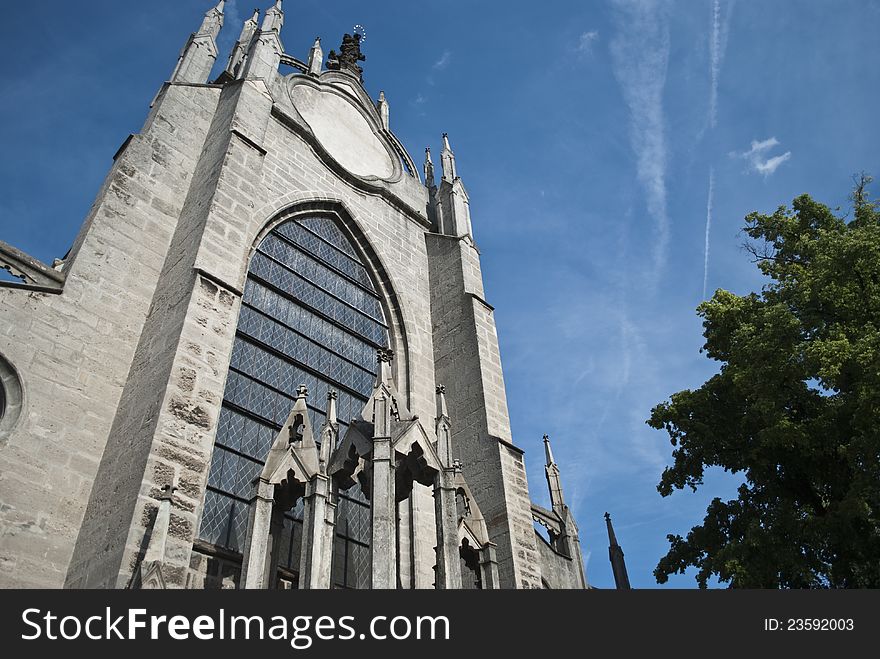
[327,33,366,80]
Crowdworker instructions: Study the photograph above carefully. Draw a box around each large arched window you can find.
[198,214,388,589]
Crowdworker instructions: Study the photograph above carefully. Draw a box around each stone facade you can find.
[0,1,588,590]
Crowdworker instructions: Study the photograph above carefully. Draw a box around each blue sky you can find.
[1,0,879,588]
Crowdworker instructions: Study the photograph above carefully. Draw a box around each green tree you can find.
[649,176,880,588]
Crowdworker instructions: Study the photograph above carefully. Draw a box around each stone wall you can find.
[534,531,583,589]
[426,235,542,588]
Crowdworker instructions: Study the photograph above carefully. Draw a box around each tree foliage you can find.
[649,176,880,588]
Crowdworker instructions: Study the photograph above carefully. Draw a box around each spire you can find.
[435,385,452,468]
[433,132,473,238]
[262,0,284,32]
[226,8,260,78]
[605,512,631,590]
[326,390,337,427]
[289,384,316,449]
[377,91,390,130]
[436,384,449,420]
[170,0,225,84]
[543,433,555,466]
[308,37,323,76]
[319,391,337,468]
[604,512,618,545]
[241,1,285,80]
[543,434,566,514]
[424,147,436,188]
[440,132,456,182]
[202,1,226,36]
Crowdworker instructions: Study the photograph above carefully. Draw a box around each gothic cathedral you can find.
[0,1,588,590]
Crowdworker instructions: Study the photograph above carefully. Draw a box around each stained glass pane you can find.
[199,215,386,591]
[297,216,359,258]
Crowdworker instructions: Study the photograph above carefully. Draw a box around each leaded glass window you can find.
[198,215,388,589]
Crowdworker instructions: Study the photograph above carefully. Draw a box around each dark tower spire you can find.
[605,512,631,589]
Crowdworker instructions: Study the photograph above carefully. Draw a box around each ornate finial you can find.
[328,390,338,400]
[159,477,178,502]
[326,32,366,81]
[376,90,390,129]
[308,35,324,75]
[141,474,178,572]
[375,349,394,388]
[250,8,260,22]
[296,384,309,398]
[435,383,449,422]
[452,459,463,473]
[604,511,611,522]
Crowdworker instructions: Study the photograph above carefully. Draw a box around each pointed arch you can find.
[198,201,408,589]
[0,352,24,445]
[250,199,411,407]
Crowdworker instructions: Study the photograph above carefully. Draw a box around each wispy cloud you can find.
[432,50,452,71]
[701,3,732,301]
[708,0,734,130]
[610,0,671,279]
[217,0,242,57]
[754,152,791,176]
[422,50,452,93]
[577,30,599,55]
[731,137,792,176]
[702,167,715,300]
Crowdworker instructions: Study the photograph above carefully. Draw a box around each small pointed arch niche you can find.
[0,352,24,446]
[198,203,407,589]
